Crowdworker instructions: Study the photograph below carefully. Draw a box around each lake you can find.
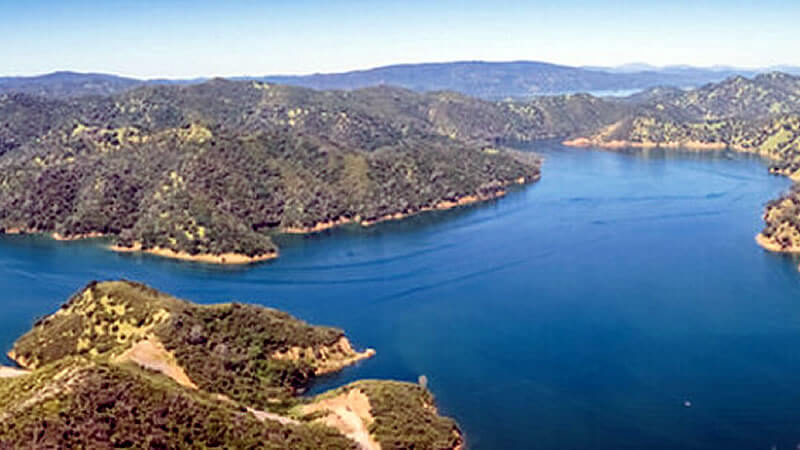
[2,142,800,449]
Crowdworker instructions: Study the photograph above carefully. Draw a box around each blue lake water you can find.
[2,142,800,449]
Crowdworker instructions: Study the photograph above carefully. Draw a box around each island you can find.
[0,280,463,449]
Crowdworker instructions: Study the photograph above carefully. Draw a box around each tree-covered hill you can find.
[0,78,635,261]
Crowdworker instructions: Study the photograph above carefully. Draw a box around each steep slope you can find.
[2,280,462,449]
[659,72,800,120]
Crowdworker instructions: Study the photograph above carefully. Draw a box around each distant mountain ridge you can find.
[5,61,800,99]
[255,61,800,98]
[0,71,197,98]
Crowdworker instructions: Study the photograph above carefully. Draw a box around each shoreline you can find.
[51,231,106,241]
[110,243,278,265]
[2,228,107,241]
[7,350,33,370]
[756,233,800,272]
[563,137,733,151]
[755,233,800,254]
[271,336,377,376]
[283,176,534,234]
[0,176,536,265]
[562,137,794,169]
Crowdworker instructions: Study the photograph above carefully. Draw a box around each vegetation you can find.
[0,358,355,449]
[347,380,462,449]
[0,79,567,260]
[3,280,462,449]
[13,281,361,409]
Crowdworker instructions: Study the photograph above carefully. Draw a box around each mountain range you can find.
[5,61,800,99]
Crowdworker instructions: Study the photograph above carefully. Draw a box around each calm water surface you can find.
[2,143,800,449]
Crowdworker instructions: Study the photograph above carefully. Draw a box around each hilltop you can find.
[0,79,633,263]
[1,280,462,449]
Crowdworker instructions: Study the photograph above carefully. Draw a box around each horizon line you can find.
[2,59,798,82]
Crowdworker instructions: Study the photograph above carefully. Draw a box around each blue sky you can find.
[2,0,798,78]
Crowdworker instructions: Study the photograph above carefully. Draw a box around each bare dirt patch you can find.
[303,389,380,450]
[114,337,198,389]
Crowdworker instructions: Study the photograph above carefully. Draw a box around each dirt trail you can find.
[304,389,381,450]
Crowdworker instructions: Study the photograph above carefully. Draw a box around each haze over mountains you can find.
[4,61,800,99]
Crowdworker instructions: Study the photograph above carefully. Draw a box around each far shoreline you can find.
[562,137,799,180]
[0,177,537,265]
[283,176,535,234]
[563,137,733,151]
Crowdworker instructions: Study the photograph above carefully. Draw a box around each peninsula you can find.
[0,280,462,449]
